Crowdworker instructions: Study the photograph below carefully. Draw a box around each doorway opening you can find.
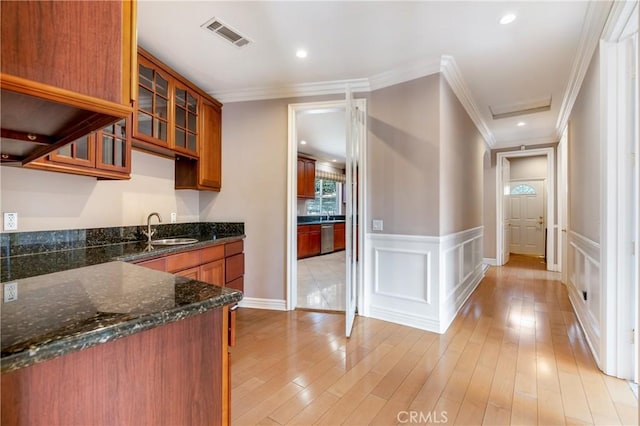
[285,97,367,337]
[496,148,556,271]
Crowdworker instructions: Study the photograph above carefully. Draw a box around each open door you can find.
[345,88,358,337]
[502,157,511,265]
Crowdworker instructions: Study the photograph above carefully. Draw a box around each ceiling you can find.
[137,1,611,149]
[296,108,346,167]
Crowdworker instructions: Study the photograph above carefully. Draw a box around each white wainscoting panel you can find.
[440,227,485,331]
[567,231,601,366]
[365,227,485,334]
[365,234,441,332]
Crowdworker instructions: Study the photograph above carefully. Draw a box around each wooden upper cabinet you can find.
[297,157,316,199]
[172,81,199,157]
[134,56,171,149]
[27,117,132,180]
[175,100,222,191]
[134,48,223,192]
[0,0,136,165]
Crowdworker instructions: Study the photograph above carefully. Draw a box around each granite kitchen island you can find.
[1,261,242,426]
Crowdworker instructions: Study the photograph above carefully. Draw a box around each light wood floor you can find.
[231,255,638,425]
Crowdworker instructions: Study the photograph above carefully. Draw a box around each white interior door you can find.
[345,88,358,337]
[502,158,511,264]
[509,180,545,256]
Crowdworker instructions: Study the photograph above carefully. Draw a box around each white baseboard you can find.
[483,257,498,266]
[369,305,441,333]
[238,297,287,311]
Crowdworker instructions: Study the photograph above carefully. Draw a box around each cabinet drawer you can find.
[201,245,225,264]
[226,276,243,292]
[136,257,167,272]
[225,240,243,257]
[225,253,244,283]
[167,250,201,273]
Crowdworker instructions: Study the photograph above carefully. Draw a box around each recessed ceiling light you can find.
[500,13,516,25]
[332,159,337,162]
[296,49,308,58]
[300,140,307,145]
[517,121,526,127]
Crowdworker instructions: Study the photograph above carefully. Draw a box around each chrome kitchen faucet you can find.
[143,212,162,243]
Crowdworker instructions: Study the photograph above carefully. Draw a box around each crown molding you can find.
[368,58,442,91]
[440,55,496,148]
[555,0,613,140]
[601,0,637,41]
[491,135,559,150]
[211,78,370,103]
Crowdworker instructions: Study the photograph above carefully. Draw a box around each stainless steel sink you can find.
[150,238,199,246]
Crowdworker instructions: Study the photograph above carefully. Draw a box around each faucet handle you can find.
[142,229,156,238]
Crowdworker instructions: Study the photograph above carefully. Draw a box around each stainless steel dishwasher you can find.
[321,224,334,254]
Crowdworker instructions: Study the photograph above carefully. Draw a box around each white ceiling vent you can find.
[489,96,552,120]
[201,17,251,48]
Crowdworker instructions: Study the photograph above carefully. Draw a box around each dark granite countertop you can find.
[297,220,346,225]
[1,233,244,283]
[1,261,242,373]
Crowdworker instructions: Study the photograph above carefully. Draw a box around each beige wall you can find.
[439,78,484,235]
[367,75,441,235]
[0,150,199,231]
[568,48,601,243]
[199,94,343,301]
[509,155,548,180]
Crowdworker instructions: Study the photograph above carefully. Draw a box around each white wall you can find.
[0,150,199,231]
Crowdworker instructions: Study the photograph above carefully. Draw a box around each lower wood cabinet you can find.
[134,240,243,292]
[201,259,225,287]
[333,223,345,251]
[297,224,321,259]
[1,308,228,426]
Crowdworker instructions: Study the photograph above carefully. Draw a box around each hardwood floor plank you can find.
[230,255,638,426]
[234,382,304,426]
[341,394,386,425]
[286,392,339,425]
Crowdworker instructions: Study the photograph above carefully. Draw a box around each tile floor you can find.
[297,251,346,311]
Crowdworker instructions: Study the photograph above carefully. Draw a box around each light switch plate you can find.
[170,212,177,223]
[4,282,17,302]
[3,212,18,231]
[372,219,383,231]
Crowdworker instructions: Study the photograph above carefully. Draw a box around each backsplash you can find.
[0,222,244,258]
[297,215,345,223]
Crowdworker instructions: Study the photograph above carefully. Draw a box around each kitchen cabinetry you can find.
[0,0,136,165]
[134,55,171,150]
[134,240,243,292]
[175,99,222,191]
[26,118,132,179]
[334,223,346,251]
[1,308,230,426]
[297,157,316,199]
[133,48,223,192]
[297,225,321,259]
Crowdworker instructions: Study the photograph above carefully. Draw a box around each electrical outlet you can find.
[170,212,177,223]
[4,282,17,302]
[372,219,383,231]
[3,212,18,231]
